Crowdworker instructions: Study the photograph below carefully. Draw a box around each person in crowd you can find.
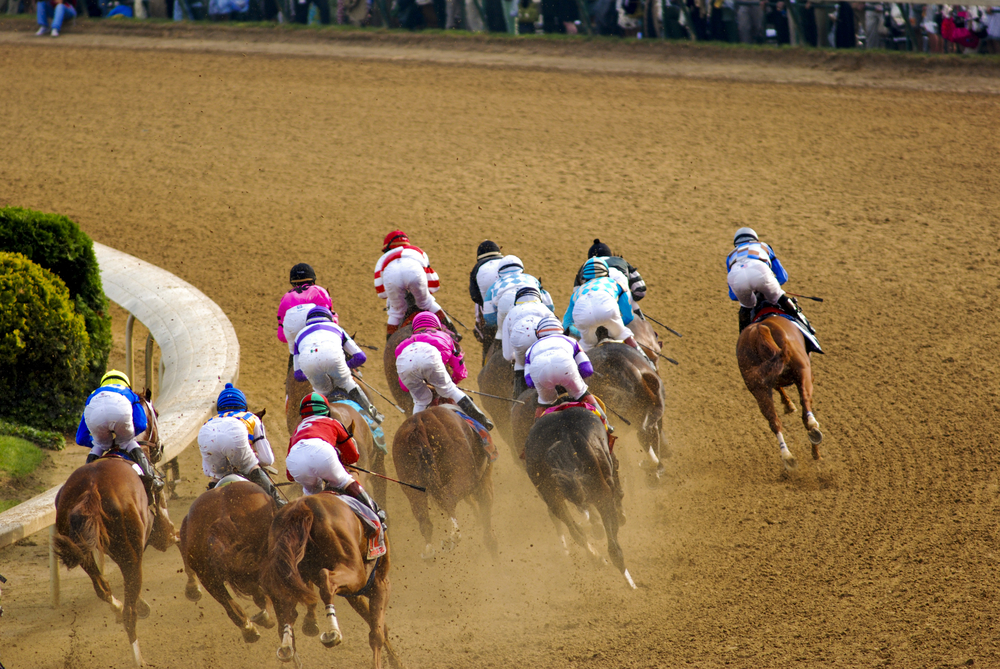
[394,312,494,429]
[502,287,554,398]
[76,370,163,492]
[469,240,505,343]
[197,383,283,506]
[483,255,553,334]
[294,0,331,23]
[942,7,986,52]
[292,306,384,424]
[736,0,765,43]
[276,263,334,367]
[35,0,76,36]
[563,257,648,362]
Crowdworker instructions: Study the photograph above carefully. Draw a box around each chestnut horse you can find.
[180,480,278,643]
[392,405,498,559]
[259,493,404,669]
[737,315,823,470]
[524,406,635,589]
[52,391,177,667]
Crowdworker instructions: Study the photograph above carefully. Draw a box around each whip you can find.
[352,374,406,415]
[636,311,682,338]
[347,464,427,492]
[460,387,525,405]
[785,292,825,303]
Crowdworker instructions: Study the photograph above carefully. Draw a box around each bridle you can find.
[136,393,163,464]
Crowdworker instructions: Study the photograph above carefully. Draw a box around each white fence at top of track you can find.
[0,242,240,553]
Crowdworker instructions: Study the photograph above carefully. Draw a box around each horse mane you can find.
[53,485,109,569]
[260,502,319,606]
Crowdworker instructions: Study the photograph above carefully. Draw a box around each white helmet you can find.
[733,227,758,246]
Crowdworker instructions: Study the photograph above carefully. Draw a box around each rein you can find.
[343,556,381,599]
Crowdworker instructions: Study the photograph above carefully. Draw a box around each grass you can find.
[0,435,46,478]
[0,499,20,512]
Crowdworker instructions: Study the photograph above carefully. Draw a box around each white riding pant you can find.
[727,259,783,309]
[527,349,588,405]
[396,341,467,414]
[285,438,354,495]
[84,391,140,456]
[297,343,359,397]
[198,417,259,479]
[494,290,518,334]
[382,258,440,326]
[572,291,633,352]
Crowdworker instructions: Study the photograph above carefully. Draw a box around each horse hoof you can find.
[780,447,798,471]
[420,543,435,560]
[320,630,343,648]
[812,443,822,461]
[808,428,824,446]
[242,623,261,644]
[302,618,320,637]
[184,582,202,602]
[277,646,296,663]
[251,609,275,629]
[784,403,797,415]
[136,598,151,619]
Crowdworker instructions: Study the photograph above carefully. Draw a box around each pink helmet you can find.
[411,312,441,332]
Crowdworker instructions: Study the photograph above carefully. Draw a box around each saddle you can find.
[327,392,388,454]
[439,404,498,463]
[100,449,144,477]
[751,304,824,355]
[542,400,614,449]
[321,491,387,560]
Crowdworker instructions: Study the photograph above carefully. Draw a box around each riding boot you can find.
[777,294,816,335]
[458,396,494,431]
[623,336,654,368]
[348,387,385,425]
[434,309,463,342]
[385,323,399,341]
[342,480,386,527]
[738,306,752,333]
[127,446,164,493]
[248,467,287,508]
[513,370,529,399]
[86,453,99,464]
[577,393,614,435]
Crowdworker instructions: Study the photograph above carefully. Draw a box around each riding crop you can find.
[460,388,525,404]
[262,468,291,502]
[352,374,407,414]
[637,311,682,338]
[657,353,680,366]
[785,292,825,303]
[347,464,427,492]
[441,308,469,330]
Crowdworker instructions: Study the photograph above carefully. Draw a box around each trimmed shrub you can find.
[0,253,92,431]
[0,420,66,451]
[0,207,111,391]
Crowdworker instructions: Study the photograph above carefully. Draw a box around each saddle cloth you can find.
[542,401,610,436]
[322,492,386,560]
[101,450,144,478]
[752,307,824,355]
[329,396,388,454]
[215,473,249,488]
[439,404,498,463]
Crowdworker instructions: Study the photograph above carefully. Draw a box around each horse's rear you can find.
[477,340,516,452]
[260,493,400,669]
[180,481,277,643]
[737,316,823,469]
[53,458,175,666]
[392,406,498,559]
[524,408,634,589]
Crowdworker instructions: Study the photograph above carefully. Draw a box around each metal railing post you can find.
[145,334,155,394]
[125,314,135,384]
[49,526,60,608]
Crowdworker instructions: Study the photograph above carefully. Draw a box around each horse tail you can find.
[399,415,444,494]
[53,486,109,569]
[546,439,588,507]
[260,502,319,607]
[755,325,785,377]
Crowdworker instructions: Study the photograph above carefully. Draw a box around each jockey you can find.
[197,383,284,507]
[726,227,814,334]
[276,263,334,363]
[524,317,612,433]
[482,255,553,334]
[394,312,494,431]
[285,393,384,523]
[76,370,163,492]
[292,306,384,425]
[373,230,460,340]
[469,240,505,343]
[563,258,649,362]
[573,239,647,305]
[502,286,555,398]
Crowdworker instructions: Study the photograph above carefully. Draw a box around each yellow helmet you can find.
[100,369,131,388]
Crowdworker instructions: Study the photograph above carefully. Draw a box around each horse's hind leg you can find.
[472,467,499,559]
[402,487,435,559]
[595,498,635,590]
[749,386,796,470]
[78,549,124,619]
[120,557,145,667]
[346,596,404,669]
[794,365,823,458]
[201,575,260,643]
[316,568,343,648]
[250,589,276,629]
[777,386,797,414]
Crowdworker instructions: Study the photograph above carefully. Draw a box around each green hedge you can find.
[0,419,66,451]
[0,207,111,392]
[0,253,92,430]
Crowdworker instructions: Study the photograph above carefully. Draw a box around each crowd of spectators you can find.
[5,0,999,53]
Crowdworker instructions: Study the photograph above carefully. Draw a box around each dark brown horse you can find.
[393,405,498,559]
[180,480,278,643]
[476,340,516,454]
[52,391,177,667]
[524,406,635,589]
[259,493,404,669]
[737,315,823,470]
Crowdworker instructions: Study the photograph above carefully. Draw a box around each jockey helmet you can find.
[534,316,563,339]
[217,383,247,412]
[300,392,330,418]
[514,287,541,304]
[382,230,409,252]
[581,257,609,281]
[305,306,334,324]
[411,312,441,332]
[733,227,758,246]
[497,255,524,276]
[289,263,316,284]
[100,369,131,388]
[476,240,502,260]
[587,239,612,259]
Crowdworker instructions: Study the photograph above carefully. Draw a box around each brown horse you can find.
[52,391,177,667]
[259,493,404,669]
[630,316,664,370]
[524,406,635,589]
[180,480,278,643]
[737,315,823,470]
[393,405,499,560]
[476,341,517,454]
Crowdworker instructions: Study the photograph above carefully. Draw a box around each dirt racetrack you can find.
[2,27,1000,669]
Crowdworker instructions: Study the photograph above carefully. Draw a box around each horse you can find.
[524,406,635,589]
[392,405,499,559]
[52,390,177,667]
[736,314,823,470]
[476,340,517,454]
[180,480,278,643]
[630,315,665,369]
[259,493,404,669]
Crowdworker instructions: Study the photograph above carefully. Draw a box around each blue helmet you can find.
[581,257,609,281]
[217,383,247,412]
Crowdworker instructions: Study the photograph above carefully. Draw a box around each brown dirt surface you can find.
[1,27,999,669]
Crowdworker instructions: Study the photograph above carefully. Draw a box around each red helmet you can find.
[382,230,409,252]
